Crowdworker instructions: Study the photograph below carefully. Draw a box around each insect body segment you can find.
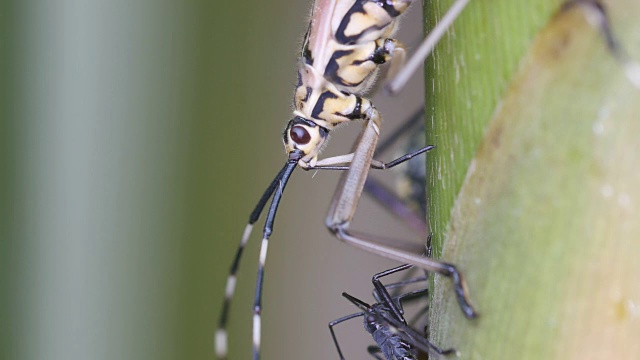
[217,0,476,358]
[287,0,411,167]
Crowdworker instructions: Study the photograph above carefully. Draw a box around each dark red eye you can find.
[290,125,311,145]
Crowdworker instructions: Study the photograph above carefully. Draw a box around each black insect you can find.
[329,239,457,360]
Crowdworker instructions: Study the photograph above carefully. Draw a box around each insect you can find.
[329,239,457,360]
[216,0,475,358]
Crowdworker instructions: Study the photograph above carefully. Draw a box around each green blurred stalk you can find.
[424,0,640,358]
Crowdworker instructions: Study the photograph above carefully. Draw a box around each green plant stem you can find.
[424,0,640,358]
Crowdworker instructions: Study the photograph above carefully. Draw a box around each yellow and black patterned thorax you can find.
[294,0,408,127]
[284,0,411,165]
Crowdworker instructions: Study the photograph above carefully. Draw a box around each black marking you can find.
[370,39,394,64]
[325,49,363,87]
[296,70,303,88]
[345,97,363,120]
[293,72,311,110]
[303,42,313,65]
[301,24,313,64]
[311,91,339,119]
[303,86,312,103]
[319,124,329,138]
[335,0,398,44]
[335,1,369,44]
[282,126,289,146]
[293,115,318,128]
[219,297,232,329]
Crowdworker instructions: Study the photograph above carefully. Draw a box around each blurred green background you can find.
[1,1,429,359]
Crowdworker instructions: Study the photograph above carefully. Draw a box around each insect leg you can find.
[328,311,366,360]
[371,264,415,322]
[337,228,477,318]
[365,106,427,234]
[374,107,425,156]
[385,40,407,86]
[311,145,434,170]
[325,118,477,318]
[386,0,471,94]
[363,178,428,234]
[375,310,457,357]
[382,285,458,357]
[563,0,640,88]
[371,264,433,330]
[381,275,428,294]
[370,145,434,169]
[382,238,433,321]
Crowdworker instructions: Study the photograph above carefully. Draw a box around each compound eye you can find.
[290,125,311,145]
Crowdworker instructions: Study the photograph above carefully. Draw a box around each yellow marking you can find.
[345,3,393,41]
[290,0,409,160]
[335,43,377,86]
